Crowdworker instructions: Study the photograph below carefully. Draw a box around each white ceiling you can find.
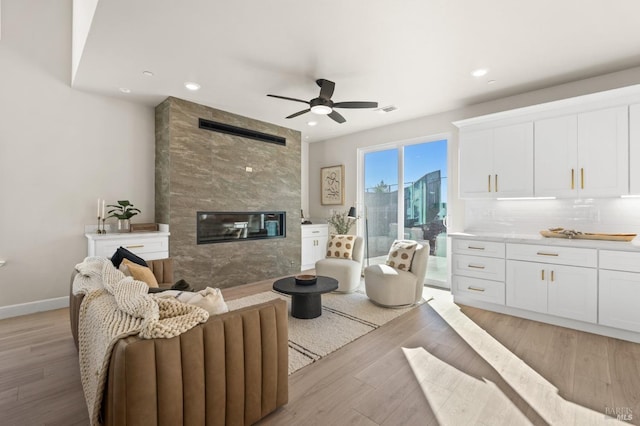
[73,0,640,143]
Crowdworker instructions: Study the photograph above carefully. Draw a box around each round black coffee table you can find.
[273,276,338,319]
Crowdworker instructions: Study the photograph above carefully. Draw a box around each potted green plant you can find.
[107,200,141,232]
[327,209,358,235]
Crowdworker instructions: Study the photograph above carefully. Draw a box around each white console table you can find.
[85,224,170,260]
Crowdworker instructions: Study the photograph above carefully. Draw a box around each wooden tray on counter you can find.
[540,230,637,242]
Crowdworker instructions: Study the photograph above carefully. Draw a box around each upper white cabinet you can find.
[459,122,533,198]
[534,115,578,197]
[630,104,640,194]
[456,85,639,199]
[534,106,628,197]
[576,106,628,197]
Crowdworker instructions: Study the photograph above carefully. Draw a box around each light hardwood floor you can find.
[1,282,639,425]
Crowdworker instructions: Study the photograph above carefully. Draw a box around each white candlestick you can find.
[97,198,100,217]
[102,200,105,218]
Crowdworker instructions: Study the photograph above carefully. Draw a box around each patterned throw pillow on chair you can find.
[326,234,356,260]
[386,240,417,271]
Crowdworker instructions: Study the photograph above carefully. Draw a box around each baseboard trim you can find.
[453,294,640,344]
[0,296,69,320]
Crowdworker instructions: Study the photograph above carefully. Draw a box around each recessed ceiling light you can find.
[471,68,489,77]
[184,82,201,91]
[142,71,154,77]
[307,121,318,126]
[119,87,131,93]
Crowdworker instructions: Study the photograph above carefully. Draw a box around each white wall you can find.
[308,66,640,234]
[0,0,155,314]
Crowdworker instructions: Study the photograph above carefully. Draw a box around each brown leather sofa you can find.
[70,259,288,425]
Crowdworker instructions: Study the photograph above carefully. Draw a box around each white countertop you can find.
[449,231,640,251]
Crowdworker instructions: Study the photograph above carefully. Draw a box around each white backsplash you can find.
[464,198,640,235]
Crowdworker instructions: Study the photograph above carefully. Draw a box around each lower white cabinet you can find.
[451,237,640,342]
[506,260,597,323]
[451,239,506,305]
[599,250,640,332]
[301,224,328,270]
[452,275,505,305]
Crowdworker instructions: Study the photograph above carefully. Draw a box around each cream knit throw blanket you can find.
[73,257,209,426]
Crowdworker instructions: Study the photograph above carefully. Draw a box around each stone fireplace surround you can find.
[155,97,301,289]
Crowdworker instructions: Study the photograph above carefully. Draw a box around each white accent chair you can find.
[364,241,429,307]
[315,236,365,293]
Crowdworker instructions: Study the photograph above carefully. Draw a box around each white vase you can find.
[117,219,130,233]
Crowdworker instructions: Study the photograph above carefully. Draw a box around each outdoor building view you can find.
[363,139,448,285]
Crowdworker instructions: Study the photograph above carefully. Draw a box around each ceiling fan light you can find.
[310,105,332,115]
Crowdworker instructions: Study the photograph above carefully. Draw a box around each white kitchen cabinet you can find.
[459,122,533,198]
[534,115,578,197]
[451,239,505,258]
[451,233,640,342]
[301,224,328,270]
[506,260,597,323]
[599,250,640,332]
[630,104,640,194]
[506,243,597,268]
[547,264,597,323]
[505,260,547,313]
[506,242,597,323]
[452,275,505,305]
[534,106,628,198]
[451,239,506,305]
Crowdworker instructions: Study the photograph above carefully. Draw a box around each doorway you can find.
[359,138,449,288]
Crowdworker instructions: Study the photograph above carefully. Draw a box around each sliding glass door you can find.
[361,139,448,287]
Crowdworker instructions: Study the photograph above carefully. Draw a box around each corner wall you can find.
[0,0,156,314]
[155,97,302,289]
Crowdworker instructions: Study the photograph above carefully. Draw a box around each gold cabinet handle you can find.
[571,169,575,190]
[488,175,492,192]
[550,270,555,282]
[468,246,485,250]
[536,251,559,257]
[468,286,485,292]
[495,174,498,192]
[581,168,584,189]
[541,270,545,280]
[468,264,486,269]
[126,244,144,249]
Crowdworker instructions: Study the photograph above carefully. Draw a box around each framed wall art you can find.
[321,165,344,205]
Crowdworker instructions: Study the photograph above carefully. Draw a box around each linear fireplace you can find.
[197,211,286,244]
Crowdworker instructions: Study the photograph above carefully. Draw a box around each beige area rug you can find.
[226,288,427,375]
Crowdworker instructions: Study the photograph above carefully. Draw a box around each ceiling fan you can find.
[267,79,378,124]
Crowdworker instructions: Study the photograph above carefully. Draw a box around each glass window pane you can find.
[364,149,398,263]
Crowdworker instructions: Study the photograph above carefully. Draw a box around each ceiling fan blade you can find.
[328,110,346,124]
[286,109,310,119]
[267,94,310,105]
[332,101,379,109]
[317,79,335,100]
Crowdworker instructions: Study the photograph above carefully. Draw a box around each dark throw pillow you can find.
[110,246,148,268]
